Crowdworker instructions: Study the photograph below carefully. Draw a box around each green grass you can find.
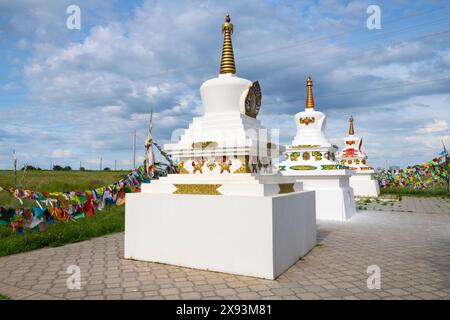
[0,205,124,257]
[0,294,11,300]
[0,170,128,192]
[380,186,449,198]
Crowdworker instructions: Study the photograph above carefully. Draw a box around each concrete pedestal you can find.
[291,170,356,221]
[124,190,316,280]
[350,172,380,197]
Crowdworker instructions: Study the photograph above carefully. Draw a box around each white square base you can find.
[124,191,316,280]
[290,171,356,221]
[350,173,380,197]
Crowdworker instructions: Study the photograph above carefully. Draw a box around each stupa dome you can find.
[201,74,251,114]
[291,77,333,148]
[200,15,253,115]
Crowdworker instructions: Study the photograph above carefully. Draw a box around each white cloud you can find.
[101,105,123,113]
[416,119,449,133]
[51,149,74,158]
[2,82,19,90]
[137,156,145,163]
[146,86,160,97]
[404,134,449,149]
[443,53,450,66]
[86,158,102,164]
[17,38,27,48]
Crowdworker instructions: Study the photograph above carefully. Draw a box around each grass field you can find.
[0,170,127,256]
[380,185,449,198]
[0,294,10,300]
[0,169,128,192]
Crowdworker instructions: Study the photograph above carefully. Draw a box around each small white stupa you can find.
[279,76,356,221]
[336,116,380,197]
[124,15,317,280]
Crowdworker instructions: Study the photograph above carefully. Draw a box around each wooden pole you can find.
[132,129,136,170]
[13,149,17,188]
[442,140,449,196]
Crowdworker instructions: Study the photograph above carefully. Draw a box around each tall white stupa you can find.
[336,116,380,197]
[124,15,317,280]
[279,77,356,221]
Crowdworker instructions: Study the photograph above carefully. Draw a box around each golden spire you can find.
[305,76,315,109]
[349,115,355,135]
[219,14,236,74]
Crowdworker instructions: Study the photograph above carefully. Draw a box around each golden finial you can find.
[219,14,236,74]
[305,76,315,109]
[349,115,355,135]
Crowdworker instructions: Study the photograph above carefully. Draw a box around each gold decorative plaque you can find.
[173,184,222,195]
[192,160,205,174]
[192,141,218,150]
[233,156,251,173]
[206,162,216,171]
[177,161,190,174]
[219,162,232,174]
[299,117,315,125]
[278,183,295,194]
[290,144,320,148]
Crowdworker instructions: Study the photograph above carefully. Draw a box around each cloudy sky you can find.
[0,0,449,170]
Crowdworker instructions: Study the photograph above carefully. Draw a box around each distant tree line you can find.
[20,165,42,171]
[19,165,122,171]
[52,165,73,171]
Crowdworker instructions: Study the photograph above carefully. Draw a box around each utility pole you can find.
[79,160,82,170]
[114,160,117,171]
[100,157,102,171]
[50,161,53,170]
[132,129,137,170]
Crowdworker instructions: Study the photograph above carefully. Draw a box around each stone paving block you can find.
[160,287,180,295]
[123,292,144,299]
[297,292,320,300]
[0,199,449,300]
[215,288,236,296]
[180,292,202,299]
[237,292,261,299]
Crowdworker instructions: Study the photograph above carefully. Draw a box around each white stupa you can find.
[279,76,356,221]
[124,15,317,280]
[336,116,380,197]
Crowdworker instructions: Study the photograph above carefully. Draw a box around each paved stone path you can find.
[1,199,449,300]
[357,196,450,214]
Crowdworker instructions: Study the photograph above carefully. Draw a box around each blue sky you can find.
[0,0,450,170]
